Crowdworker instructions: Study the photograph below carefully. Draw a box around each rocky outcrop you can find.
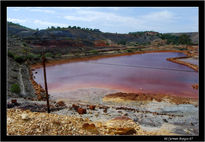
[56,101,66,107]
[30,75,46,101]
[104,116,138,135]
[192,84,199,90]
[82,123,99,134]
[7,57,36,99]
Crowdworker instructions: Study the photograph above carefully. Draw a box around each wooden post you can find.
[42,54,50,113]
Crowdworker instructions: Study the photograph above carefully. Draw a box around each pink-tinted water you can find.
[33,52,198,98]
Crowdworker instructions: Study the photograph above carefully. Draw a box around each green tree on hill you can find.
[178,34,192,45]
[159,34,192,45]
[118,40,126,45]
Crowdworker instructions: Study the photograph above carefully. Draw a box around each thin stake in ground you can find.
[42,53,50,113]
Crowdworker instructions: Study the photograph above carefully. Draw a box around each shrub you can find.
[8,51,15,58]
[179,48,187,51]
[118,40,126,45]
[11,84,21,94]
[90,50,98,55]
[159,34,192,45]
[178,34,192,45]
[27,53,41,60]
[138,48,142,51]
[56,53,62,57]
[45,52,53,58]
[14,55,25,63]
[127,49,133,53]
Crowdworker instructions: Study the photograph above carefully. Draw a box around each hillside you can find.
[8,22,198,46]
[8,22,159,44]
[168,32,199,45]
[7,22,199,65]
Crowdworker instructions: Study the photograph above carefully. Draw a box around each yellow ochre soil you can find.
[103,92,198,106]
[7,109,176,136]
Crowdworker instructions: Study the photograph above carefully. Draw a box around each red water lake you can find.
[33,52,198,98]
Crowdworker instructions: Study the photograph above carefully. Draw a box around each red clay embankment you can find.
[167,57,198,72]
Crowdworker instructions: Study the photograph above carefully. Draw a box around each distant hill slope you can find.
[168,32,199,45]
[7,22,199,46]
[7,22,35,37]
[7,22,160,45]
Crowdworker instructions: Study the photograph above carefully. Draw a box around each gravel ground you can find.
[8,108,172,136]
[7,90,199,136]
[50,88,118,105]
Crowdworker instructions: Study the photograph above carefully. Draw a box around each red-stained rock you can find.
[11,99,17,104]
[105,116,137,135]
[37,95,42,101]
[82,123,95,129]
[99,105,109,110]
[72,104,79,111]
[77,108,86,114]
[56,101,66,107]
[123,113,128,116]
[103,108,107,113]
[82,123,99,134]
[192,84,199,90]
[89,105,96,110]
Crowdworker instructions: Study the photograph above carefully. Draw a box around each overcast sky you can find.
[7,7,198,33]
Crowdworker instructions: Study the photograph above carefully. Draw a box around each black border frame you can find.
[1,1,204,141]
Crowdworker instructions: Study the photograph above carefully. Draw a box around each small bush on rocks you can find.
[56,53,62,57]
[8,51,15,58]
[45,52,53,58]
[11,83,21,94]
[14,55,25,63]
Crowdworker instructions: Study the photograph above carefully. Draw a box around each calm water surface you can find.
[33,52,198,98]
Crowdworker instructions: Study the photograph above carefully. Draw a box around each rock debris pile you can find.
[7,109,175,136]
